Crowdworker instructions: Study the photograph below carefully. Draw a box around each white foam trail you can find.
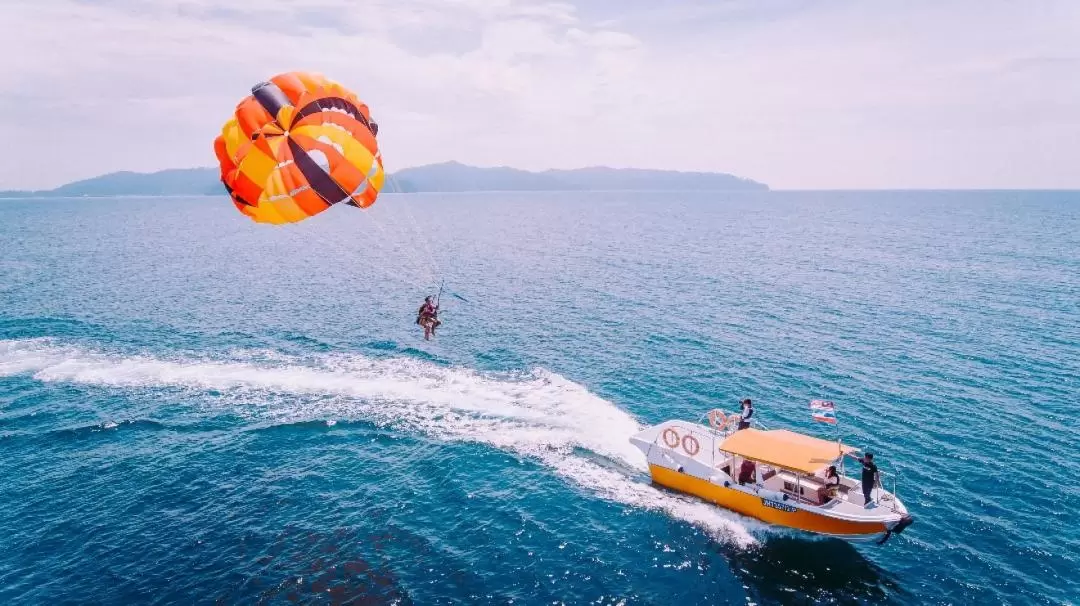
[1,338,760,546]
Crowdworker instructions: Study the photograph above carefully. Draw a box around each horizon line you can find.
[3,188,1079,201]
[3,162,1079,193]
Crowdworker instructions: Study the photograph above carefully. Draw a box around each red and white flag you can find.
[810,400,837,424]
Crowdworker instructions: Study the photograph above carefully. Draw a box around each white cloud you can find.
[0,0,1077,189]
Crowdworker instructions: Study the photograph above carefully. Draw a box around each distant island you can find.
[0,161,767,198]
[388,162,768,192]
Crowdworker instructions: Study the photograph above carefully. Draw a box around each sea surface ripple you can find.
[1,191,1077,604]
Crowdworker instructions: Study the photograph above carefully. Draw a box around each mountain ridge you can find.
[0,162,768,198]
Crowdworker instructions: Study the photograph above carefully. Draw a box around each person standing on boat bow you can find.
[736,398,754,430]
[846,451,879,507]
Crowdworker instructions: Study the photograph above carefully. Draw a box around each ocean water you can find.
[0,190,1077,605]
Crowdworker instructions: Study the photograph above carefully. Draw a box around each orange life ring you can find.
[682,434,700,456]
[708,409,728,430]
[662,428,680,448]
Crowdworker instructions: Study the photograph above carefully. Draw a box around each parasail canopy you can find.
[213,71,384,224]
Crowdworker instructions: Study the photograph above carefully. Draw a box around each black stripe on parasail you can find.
[251,81,292,123]
[288,138,349,205]
[294,96,376,136]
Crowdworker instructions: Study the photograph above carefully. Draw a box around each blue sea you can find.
[1,191,1077,605]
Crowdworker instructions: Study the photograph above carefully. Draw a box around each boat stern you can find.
[629,423,665,456]
[629,420,725,479]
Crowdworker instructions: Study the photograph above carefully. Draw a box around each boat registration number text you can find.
[761,498,797,513]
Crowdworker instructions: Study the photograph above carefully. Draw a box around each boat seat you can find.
[714,455,734,474]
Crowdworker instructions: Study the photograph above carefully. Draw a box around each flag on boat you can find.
[810,400,837,424]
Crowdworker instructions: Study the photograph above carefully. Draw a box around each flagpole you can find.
[836,402,843,462]
[835,401,840,453]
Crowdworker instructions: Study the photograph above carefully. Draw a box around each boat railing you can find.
[688,424,727,470]
[875,469,902,513]
[653,420,729,469]
[838,458,902,513]
[693,409,764,436]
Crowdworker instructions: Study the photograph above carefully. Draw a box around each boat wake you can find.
[1,337,765,547]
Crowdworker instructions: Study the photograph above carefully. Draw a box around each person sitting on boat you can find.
[846,452,879,507]
[824,465,841,500]
[738,458,757,485]
[736,398,754,430]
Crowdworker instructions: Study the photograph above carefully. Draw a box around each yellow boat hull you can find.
[649,464,888,537]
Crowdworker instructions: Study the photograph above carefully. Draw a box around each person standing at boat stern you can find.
[737,399,754,430]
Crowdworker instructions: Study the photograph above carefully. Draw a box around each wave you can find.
[46,418,167,438]
[0,337,763,546]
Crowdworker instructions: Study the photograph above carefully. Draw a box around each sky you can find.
[1,0,1078,190]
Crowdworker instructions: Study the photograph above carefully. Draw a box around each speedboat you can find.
[629,410,915,544]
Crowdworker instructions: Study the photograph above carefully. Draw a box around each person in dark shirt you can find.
[737,398,754,430]
[856,453,878,507]
[738,459,757,485]
[842,449,876,505]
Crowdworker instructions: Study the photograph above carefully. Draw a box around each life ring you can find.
[662,428,680,448]
[708,409,728,430]
[682,434,700,456]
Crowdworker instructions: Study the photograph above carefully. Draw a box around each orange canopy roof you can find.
[718,428,856,474]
